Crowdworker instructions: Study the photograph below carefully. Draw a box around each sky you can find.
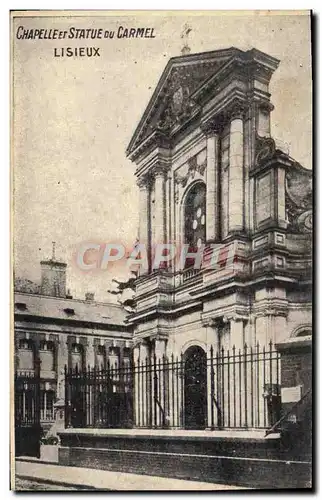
[12,11,312,302]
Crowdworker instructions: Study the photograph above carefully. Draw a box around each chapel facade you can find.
[126,47,312,374]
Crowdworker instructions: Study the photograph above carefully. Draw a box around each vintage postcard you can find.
[11,10,312,491]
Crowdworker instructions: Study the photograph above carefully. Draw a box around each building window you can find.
[96,345,106,369]
[39,341,55,371]
[18,339,34,371]
[18,339,33,350]
[123,348,132,367]
[40,390,55,421]
[184,182,206,267]
[108,346,120,366]
[108,347,120,390]
[71,343,84,370]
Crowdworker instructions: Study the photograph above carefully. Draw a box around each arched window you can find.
[71,343,84,370]
[39,341,55,371]
[296,328,312,338]
[291,326,312,338]
[184,182,206,267]
[296,330,312,337]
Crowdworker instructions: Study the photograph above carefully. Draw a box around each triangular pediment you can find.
[126,47,242,158]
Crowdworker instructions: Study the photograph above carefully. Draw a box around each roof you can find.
[14,292,129,328]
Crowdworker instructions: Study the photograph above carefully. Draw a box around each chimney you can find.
[85,292,95,302]
[40,242,67,298]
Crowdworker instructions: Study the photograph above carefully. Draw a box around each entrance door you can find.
[184,346,207,429]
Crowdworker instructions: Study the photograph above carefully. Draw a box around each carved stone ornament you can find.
[229,102,246,121]
[174,185,180,204]
[286,165,312,209]
[297,210,313,232]
[285,164,312,232]
[136,175,148,189]
[255,133,276,166]
[175,154,206,190]
[157,69,197,132]
[200,119,222,137]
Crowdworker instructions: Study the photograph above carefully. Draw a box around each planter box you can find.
[40,444,59,463]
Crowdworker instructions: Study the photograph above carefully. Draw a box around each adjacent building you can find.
[14,253,132,430]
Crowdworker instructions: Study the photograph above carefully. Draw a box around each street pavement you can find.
[14,460,248,491]
[14,477,80,491]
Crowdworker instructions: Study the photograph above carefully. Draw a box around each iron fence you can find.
[65,361,133,429]
[65,342,281,430]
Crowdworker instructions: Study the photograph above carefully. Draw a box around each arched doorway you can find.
[184,346,207,429]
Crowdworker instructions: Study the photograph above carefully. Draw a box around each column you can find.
[228,317,245,427]
[204,320,220,429]
[274,314,287,344]
[153,338,167,427]
[229,105,244,233]
[137,341,150,427]
[133,343,140,427]
[205,124,220,242]
[229,317,244,349]
[137,176,150,274]
[153,166,167,246]
[244,107,251,233]
[165,172,172,264]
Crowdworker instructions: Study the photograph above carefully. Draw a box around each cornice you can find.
[201,307,250,327]
[128,298,203,324]
[129,130,171,164]
[252,298,289,317]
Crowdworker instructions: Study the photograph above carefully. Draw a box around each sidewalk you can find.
[14,460,247,491]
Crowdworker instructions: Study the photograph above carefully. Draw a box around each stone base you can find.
[58,429,311,489]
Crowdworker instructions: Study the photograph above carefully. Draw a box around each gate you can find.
[14,369,41,458]
[184,346,207,429]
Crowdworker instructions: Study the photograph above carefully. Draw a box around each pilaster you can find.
[137,175,151,274]
[202,121,221,242]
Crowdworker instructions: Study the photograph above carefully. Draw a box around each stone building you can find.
[126,47,312,428]
[14,253,132,430]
